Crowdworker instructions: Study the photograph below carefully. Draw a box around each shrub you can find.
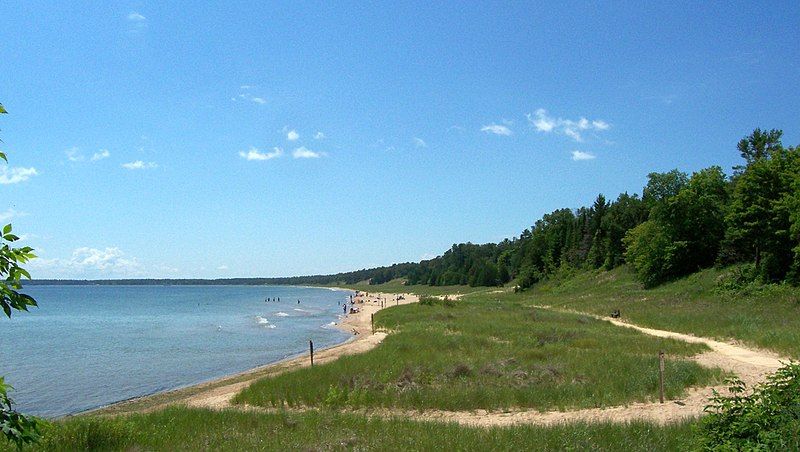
[419,296,455,308]
[698,362,800,450]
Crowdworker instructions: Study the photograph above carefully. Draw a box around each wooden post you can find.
[310,340,314,367]
[658,350,665,403]
[371,313,374,334]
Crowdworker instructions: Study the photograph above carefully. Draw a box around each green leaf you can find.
[0,103,6,114]
[2,224,10,235]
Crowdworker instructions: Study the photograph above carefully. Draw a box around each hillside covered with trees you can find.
[387,128,799,289]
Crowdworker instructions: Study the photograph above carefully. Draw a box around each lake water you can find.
[0,285,353,417]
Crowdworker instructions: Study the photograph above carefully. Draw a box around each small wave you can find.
[321,321,337,329]
[255,315,270,325]
[275,312,289,317]
[265,324,276,329]
[293,308,312,313]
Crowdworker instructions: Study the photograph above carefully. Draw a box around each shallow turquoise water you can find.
[0,285,352,417]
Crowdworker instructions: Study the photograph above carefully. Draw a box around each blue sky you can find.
[1,1,798,279]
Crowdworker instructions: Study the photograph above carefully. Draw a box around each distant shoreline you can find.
[25,279,348,286]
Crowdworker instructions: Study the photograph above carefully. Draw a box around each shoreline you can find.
[88,290,418,416]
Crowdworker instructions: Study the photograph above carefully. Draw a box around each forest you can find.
[404,129,799,289]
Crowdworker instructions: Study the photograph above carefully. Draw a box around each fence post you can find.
[310,340,314,367]
[371,313,374,334]
[658,350,665,403]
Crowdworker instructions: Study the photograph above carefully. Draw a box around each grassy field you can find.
[235,293,721,411]
[5,407,701,451]
[527,266,800,358]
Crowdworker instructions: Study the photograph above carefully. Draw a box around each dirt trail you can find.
[369,309,788,427]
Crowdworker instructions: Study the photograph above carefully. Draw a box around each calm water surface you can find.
[0,285,352,417]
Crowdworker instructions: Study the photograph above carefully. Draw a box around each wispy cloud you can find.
[30,246,143,278]
[66,147,83,162]
[121,160,158,170]
[91,149,110,161]
[571,150,596,161]
[0,208,27,222]
[0,166,38,184]
[239,146,283,161]
[481,124,513,136]
[231,87,266,105]
[292,147,324,159]
[526,109,610,142]
[413,137,427,148]
[314,131,325,140]
[286,130,300,141]
[217,265,229,270]
[126,11,147,34]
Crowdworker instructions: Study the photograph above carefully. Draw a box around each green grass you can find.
[6,406,702,451]
[528,266,800,358]
[235,293,721,412]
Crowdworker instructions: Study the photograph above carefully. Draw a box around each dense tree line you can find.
[406,129,798,289]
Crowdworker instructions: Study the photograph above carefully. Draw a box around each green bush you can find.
[698,362,800,450]
[418,296,455,307]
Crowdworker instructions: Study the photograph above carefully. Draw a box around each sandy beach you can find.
[91,290,418,416]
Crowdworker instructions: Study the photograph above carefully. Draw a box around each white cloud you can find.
[126,11,147,34]
[91,149,110,161]
[121,160,157,170]
[527,108,610,142]
[292,147,323,159]
[0,208,26,222]
[239,146,283,161]
[217,265,229,270]
[413,137,427,148]
[527,109,556,132]
[240,85,252,90]
[0,166,38,184]
[287,130,300,141]
[251,97,266,104]
[66,147,84,162]
[481,124,513,136]
[571,150,596,161]
[30,247,144,278]
[314,131,325,140]
[564,128,583,142]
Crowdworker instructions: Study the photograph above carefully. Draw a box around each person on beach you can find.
[343,304,347,315]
